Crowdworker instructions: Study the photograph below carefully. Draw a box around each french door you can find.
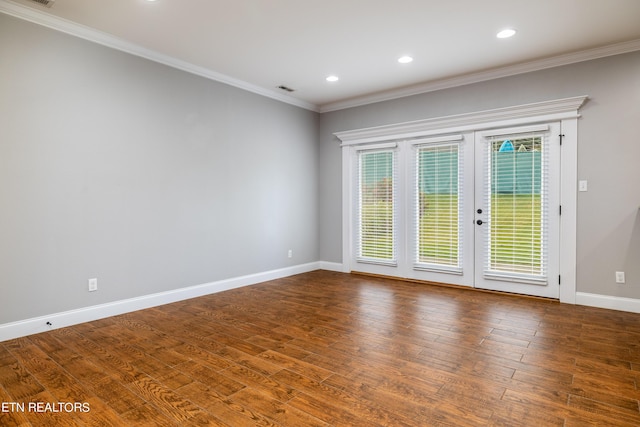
[349,123,560,299]
[473,123,560,298]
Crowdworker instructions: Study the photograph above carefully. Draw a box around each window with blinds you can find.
[415,142,462,272]
[485,133,547,280]
[357,150,396,264]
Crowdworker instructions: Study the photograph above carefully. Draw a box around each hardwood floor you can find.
[2,270,640,426]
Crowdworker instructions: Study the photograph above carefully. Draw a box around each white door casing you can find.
[337,96,587,303]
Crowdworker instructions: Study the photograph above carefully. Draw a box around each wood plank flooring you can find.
[2,270,640,426]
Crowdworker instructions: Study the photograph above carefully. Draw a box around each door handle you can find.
[476,219,483,225]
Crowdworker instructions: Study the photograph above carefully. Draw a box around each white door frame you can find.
[337,96,587,304]
[473,123,561,299]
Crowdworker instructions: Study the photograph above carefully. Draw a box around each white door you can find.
[349,144,402,277]
[406,133,475,287]
[473,124,560,298]
[348,123,561,299]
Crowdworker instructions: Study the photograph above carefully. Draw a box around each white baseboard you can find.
[0,262,322,342]
[6,266,635,342]
[318,261,344,272]
[576,292,640,313]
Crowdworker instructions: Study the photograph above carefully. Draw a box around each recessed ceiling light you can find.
[398,56,414,64]
[497,28,516,39]
[326,75,339,82]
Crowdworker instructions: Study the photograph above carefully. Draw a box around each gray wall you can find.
[0,14,319,324]
[319,51,640,299]
[2,12,640,326]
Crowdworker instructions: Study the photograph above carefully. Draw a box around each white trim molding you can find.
[0,262,322,342]
[318,261,344,272]
[3,262,639,342]
[335,96,588,146]
[320,39,640,113]
[337,96,588,305]
[1,0,638,114]
[0,0,318,112]
[576,292,640,314]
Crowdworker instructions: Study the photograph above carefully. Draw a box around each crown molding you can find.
[2,0,638,115]
[335,95,588,145]
[320,39,640,113]
[0,0,319,112]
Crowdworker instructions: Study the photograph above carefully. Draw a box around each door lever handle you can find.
[476,219,483,225]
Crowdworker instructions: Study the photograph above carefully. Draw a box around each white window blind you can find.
[357,149,397,265]
[414,141,463,272]
[484,132,548,282]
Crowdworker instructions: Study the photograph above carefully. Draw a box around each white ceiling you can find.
[4,0,640,112]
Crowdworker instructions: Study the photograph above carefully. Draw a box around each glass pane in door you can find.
[486,136,546,279]
[358,150,396,264]
[416,144,461,271]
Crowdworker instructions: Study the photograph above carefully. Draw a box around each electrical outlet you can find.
[288,249,293,258]
[615,271,626,284]
[88,278,98,292]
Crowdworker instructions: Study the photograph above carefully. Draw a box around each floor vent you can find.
[29,0,55,7]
